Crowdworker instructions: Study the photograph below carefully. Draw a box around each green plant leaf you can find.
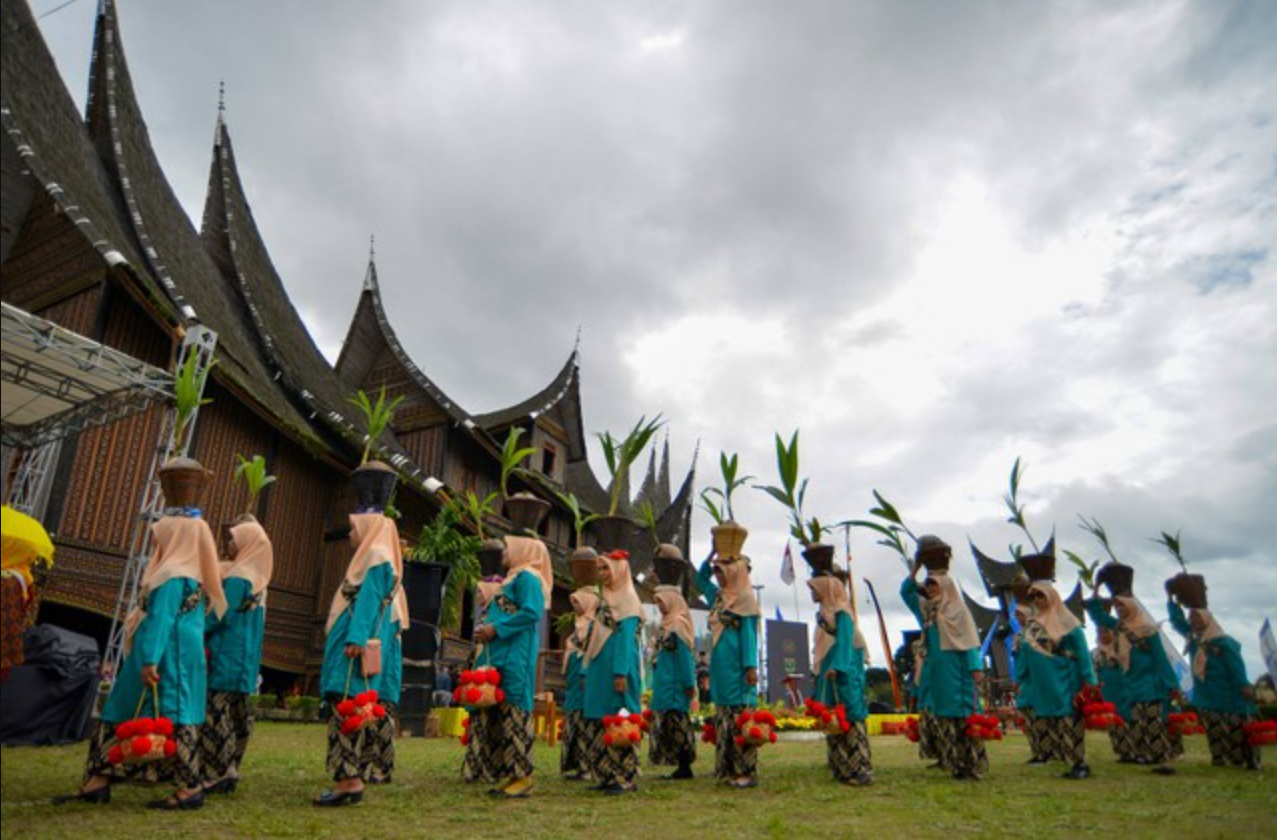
[499,427,538,499]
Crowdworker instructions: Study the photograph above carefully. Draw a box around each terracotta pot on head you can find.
[1095,560,1134,597]
[653,543,687,587]
[1168,572,1208,609]
[158,456,212,509]
[801,543,836,576]
[351,460,397,512]
[1019,552,1056,583]
[476,538,506,578]
[504,492,551,534]
[914,535,952,573]
[569,546,600,587]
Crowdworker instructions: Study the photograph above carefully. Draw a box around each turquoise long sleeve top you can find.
[564,650,586,713]
[1012,626,1096,718]
[698,560,759,708]
[584,614,642,719]
[1167,601,1255,715]
[380,622,403,706]
[814,611,867,722]
[1086,598,1178,706]
[482,569,545,713]
[103,577,207,726]
[320,562,397,699]
[900,578,932,712]
[205,577,265,695]
[1093,652,1130,720]
[651,632,696,713]
[901,578,980,719]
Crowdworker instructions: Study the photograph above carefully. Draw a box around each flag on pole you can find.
[780,542,795,586]
[775,606,784,622]
[1261,618,1277,683]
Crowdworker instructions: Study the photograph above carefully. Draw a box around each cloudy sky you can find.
[37,0,1276,678]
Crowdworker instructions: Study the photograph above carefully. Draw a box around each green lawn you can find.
[1,724,1270,839]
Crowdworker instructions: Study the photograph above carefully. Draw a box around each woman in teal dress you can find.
[1017,575,1097,780]
[471,535,551,798]
[1165,577,1260,769]
[313,512,401,806]
[648,584,698,779]
[1086,563,1181,775]
[362,578,406,784]
[201,516,273,794]
[583,550,643,794]
[696,554,761,788]
[461,577,505,785]
[58,508,227,809]
[809,572,872,786]
[1092,622,1135,762]
[560,586,598,780]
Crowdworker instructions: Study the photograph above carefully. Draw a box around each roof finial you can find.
[369,233,376,261]
[572,324,582,358]
[218,80,225,116]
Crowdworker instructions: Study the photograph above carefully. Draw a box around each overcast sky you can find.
[36,0,1276,679]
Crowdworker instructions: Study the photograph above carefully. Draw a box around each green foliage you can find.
[499,426,538,499]
[249,693,277,711]
[1152,529,1189,572]
[1077,515,1120,563]
[635,500,661,543]
[553,610,577,638]
[451,489,499,542]
[411,502,482,630]
[699,489,726,525]
[596,414,665,515]
[233,453,276,513]
[755,430,814,544]
[173,346,215,447]
[1002,457,1040,554]
[347,385,405,465]
[285,695,321,720]
[1063,549,1100,590]
[845,490,915,568]
[554,489,599,547]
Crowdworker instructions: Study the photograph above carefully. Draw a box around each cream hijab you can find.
[325,513,402,634]
[708,558,760,648]
[223,520,273,602]
[655,584,696,652]
[123,516,227,653]
[1024,581,1081,656]
[562,587,600,672]
[922,571,980,652]
[504,536,554,603]
[809,575,867,670]
[584,551,642,664]
[1112,595,1159,672]
[1189,608,1227,681]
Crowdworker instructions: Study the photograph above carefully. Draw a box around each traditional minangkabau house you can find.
[1,0,694,693]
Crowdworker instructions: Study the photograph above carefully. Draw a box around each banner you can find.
[764,619,810,705]
[1262,618,1277,683]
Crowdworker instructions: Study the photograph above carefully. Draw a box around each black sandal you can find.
[52,786,111,805]
[312,789,364,807]
[147,791,205,811]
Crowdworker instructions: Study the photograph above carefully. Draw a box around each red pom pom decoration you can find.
[465,688,483,704]
[115,721,135,740]
[336,699,356,717]
[163,739,178,757]
[735,735,746,747]
[770,732,778,743]
[486,670,501,686]
[372,705,387,719]
[604,733,615,746]
[154,717,174,737]
[460,733,470,746]
[107,745,125,765]
[130,736,153,756]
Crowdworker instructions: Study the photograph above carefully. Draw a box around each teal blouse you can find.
[1086,598,1178,706]
[102,577,207,726]
[482,570,545,713]
[1012,625,1096,718]
[381,622,403,706]
[900,580,932,712]
[1167,601,1255,715]
[901,578,980,719]
[651,632,696,713]
[319,562,397,699]
[205,576,265,695]
[584,614,642,720]
[1093,652,1129,720]
[564,650,586,713]
[813,611,867,722]
[697,560,760,708]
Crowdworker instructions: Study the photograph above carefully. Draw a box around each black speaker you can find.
[402,562,449,661]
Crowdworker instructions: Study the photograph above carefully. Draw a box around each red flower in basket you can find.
[602,710,645,750]
[701,722,717,744]
[903,716,921,743]
[337,689,386,735]
[1243,719,1277,747]
[964,713,1002,742]
[737,710,776,747]
[1167,712,1205,737]
[108,714,179,766]
[459,667,504,709]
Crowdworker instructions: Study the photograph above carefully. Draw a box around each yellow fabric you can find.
[1,505,55,585]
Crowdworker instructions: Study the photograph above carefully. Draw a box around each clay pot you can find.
[1095,561,1133,596]
[588,515,634,553]
[158,457,211,508]
[653,543,686,587]
[504,492,550,533]
[711,521,749,560]
[569,546,600,587]
[476,538,506,578]
[351,460,397,512]
[802,543,836,576]
[915,536,952,572]
[1019,552,1056,583]
[1169,573,1208,609]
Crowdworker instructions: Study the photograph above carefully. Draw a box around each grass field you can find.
[1,724,1271,839]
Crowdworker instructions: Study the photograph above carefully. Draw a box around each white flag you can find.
[780,542,795,586]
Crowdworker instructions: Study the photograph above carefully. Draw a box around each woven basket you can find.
[335,690,386,735]
[803,698,852,735]
[711,521,749,560]
[736,710,778,747]
[602,713,648,750]
[964,713,1003,741]
[455,667,504,709]
[107,687,177,767]
[158,458,210,508]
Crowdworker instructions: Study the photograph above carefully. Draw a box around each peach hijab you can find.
[223,519,273,601]
[504,536,554,602]
[124,515,227,653]
[562,587,600,673]
[708,557,760,648]
[1112,595,1158,672]
[921,571,980,652]
[655,584,696,652]
[1189,608,1227,681]
[326,513,402,634]
[1024,581,1080,656]
[584,551,642,664]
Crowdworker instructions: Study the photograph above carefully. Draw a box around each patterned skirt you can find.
[560,710,591,776]
[326,708,365,782]
[933,716,989,778]
[1202,711,1262,769]
[1128,701,1176,764]
[461,703,534,784]
[1109,720,1136,760]
[83,719,201,789]
[360,701,397,783]
[1021,709,1044,761]
[713,705,759,781]
[584,717,640,787]
[648,710,697,767]
[1029,714,1086,766]
[826,721,873,782]
[199,690,254,784]
[918,709,941,763]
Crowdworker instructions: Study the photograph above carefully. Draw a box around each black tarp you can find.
[1,625,101,745]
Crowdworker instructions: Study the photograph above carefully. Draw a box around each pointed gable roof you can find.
[83,0,323,447]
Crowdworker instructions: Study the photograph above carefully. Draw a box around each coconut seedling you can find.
[233,454,275,516]
[347,385,404,466]
[1152,529,1189,573]
[596,415,666,516]
[172,348,216,450]
[845,490,918,573]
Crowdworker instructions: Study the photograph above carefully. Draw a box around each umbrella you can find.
[2,505,55,586]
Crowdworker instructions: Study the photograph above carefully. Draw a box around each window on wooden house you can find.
[541,442,558,480]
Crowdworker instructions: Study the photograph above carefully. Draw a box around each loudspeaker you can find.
[402,562,449,661]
